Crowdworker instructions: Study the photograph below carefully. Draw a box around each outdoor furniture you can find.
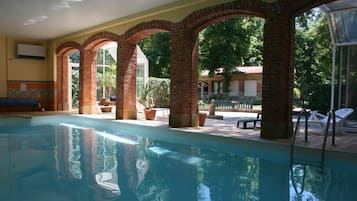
[297,108,354,134]
[0,98,40,111]
[237,112,261,129]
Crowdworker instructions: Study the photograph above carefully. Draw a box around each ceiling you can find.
[0,0,178,40]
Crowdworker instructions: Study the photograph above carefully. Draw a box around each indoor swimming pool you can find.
[0,115,356,201]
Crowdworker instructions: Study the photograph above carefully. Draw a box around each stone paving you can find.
[92,108,357,154]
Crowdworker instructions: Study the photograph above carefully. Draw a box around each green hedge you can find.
[149,77,170,108]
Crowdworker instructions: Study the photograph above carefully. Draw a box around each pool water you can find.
[0,116,356,201]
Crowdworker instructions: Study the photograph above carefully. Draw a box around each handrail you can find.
[331,110,336,146]
[292,109,309,143]
[291,109,337,172]
[321,111,331,169]
[290,108,310,167]
[321,110,336,168]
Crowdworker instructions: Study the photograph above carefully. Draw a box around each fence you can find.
[199,97,261,112]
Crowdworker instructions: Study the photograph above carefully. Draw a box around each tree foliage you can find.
[295,9,332,111]
[138,32,171,78]
[199,17,264,93]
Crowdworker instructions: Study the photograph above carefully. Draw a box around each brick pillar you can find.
[79,49,98,114]
[261,9,295,139]
[116,40,137,119]
[56,55,70,111]
[169,24,199,127]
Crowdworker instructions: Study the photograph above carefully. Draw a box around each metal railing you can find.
[290,109,310,168]
[290,109,337,171]
[321,110,336,166]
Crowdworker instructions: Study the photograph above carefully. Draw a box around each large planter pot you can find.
[99,98,112,106]
[144,109,157,120]
[100,106,112,113]
[199,113,207,127]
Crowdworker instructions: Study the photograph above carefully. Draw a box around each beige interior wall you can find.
[0,35,7,97]
[6,37,49,81]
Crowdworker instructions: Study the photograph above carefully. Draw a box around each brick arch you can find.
[82,31,120,50]
[183,0,271,33]
[55,41,81,111]
[79,31,121,114]
[124,20,173,43]
[56,41,81,55]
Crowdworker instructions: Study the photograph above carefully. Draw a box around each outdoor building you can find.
[199,66,262,101]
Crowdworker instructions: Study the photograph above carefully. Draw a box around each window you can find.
[244,80,257,96]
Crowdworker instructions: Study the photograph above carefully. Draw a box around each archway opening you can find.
[56,42,81,112]
[197,16,265,114]
[69,50,80,111]
[293,2,357,133]
[137,32,171,120]
[96,42,118,113]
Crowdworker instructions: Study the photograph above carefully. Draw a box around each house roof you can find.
[200,66,262,76]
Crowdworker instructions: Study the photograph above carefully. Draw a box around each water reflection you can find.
[0,121,357,201]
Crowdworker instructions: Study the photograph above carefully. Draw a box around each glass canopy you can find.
[320,0,357,110]
[321,0,357,46]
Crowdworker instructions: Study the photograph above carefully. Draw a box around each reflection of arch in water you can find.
[137,159,149,186]
[69,129,82,179]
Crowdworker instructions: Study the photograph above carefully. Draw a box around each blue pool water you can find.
[0,115,356,201]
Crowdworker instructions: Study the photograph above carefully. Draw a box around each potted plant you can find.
[199,112,207,126]
[99,98,113,112]
[198,100,207,126]
[139,84,156,120]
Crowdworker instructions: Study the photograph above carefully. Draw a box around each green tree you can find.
[199,17,264,93]
[69,50,80,63]
[69,51,80,109]
[97,49,117,99]
[138,32,171,78]
[97,63,116,98]
[295,10,332,111]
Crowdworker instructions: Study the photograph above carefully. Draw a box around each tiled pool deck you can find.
[1,109,357,154]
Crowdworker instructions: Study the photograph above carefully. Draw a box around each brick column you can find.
[261,9,295,139]
[56,55,70,111]
[169,24,199,127]
[79,49,98,114]
[116,40,137,119]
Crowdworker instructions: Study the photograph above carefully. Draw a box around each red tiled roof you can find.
[201,66,262,76]
[235,66,262,74]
